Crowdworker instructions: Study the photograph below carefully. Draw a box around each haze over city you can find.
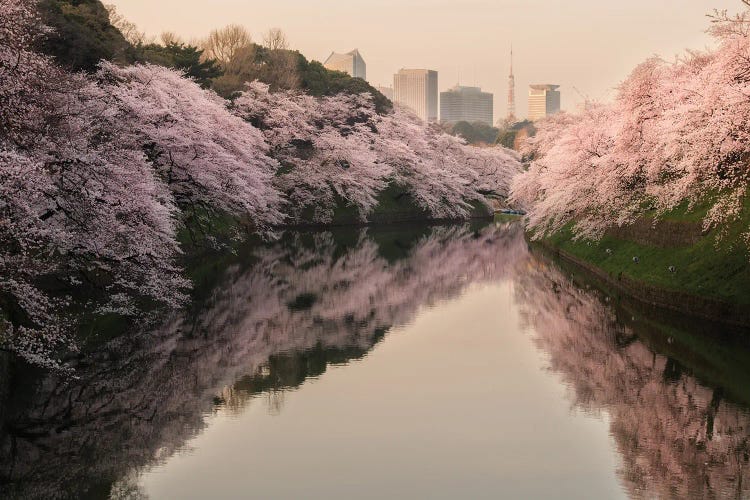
[108,0,738,118]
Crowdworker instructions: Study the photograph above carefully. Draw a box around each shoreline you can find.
[532,239,750,328]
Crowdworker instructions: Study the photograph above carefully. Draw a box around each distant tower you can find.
[507,45,516,121]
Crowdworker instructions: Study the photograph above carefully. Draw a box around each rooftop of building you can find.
[529,84,560,91]
[396,68,438,75]
[324,49,364,64]
[442,85,492,94]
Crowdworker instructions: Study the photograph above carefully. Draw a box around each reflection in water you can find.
[0,223,528,499]
[515,257,750,499]
[2,222,750,499]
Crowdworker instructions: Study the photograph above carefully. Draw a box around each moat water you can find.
[2,221,749,499]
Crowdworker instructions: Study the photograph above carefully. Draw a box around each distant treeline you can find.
[444,119,535,150]
[37,0,392,112]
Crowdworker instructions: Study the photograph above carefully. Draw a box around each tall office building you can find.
[528,84,561,121]
[323,49,366,80]
[393,69,438,122]
[439,86,493,125]
[507,46,516,121]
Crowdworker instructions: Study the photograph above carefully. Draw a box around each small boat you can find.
[496,209,527,216]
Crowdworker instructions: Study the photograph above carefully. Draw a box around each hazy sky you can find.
[109,0,740,120]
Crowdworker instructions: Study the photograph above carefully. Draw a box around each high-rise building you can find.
[323,49,366,80]
[528,84,561,121]
[439,86,493,125]
[393,69,438,122]
[507,45,516,121]
[375,85,394,101]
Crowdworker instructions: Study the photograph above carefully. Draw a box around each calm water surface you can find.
[2,222,750,499]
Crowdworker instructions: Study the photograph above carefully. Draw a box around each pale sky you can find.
[109,0,741,120]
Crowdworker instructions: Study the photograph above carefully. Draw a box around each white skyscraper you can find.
[393,69,438,122]
[528,84,561,121]
[323,49,366,80]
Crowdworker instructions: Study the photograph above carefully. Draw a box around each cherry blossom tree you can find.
[1,0,186,367]
[513,7,750,247]
[1,1,286,365]
[233,82,521,223]
[233,83,391,223]
[95,63,284,233]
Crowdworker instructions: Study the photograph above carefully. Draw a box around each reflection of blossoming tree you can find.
[0,223,528,499]
[515,259,750,499]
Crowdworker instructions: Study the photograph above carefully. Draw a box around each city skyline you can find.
[107,0,739,119]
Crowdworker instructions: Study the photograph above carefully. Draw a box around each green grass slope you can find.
[542,199,750,306]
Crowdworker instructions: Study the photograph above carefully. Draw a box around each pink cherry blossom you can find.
[513,10,750,247]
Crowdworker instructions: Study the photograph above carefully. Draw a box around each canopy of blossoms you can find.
[512,8,750,245]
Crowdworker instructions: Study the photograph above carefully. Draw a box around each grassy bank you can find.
[542,200,750,307]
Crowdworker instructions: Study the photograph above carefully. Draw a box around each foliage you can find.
[210,41,392,114]
[201,24,252,66]
[37,3,392,113]
[449,121,499,145]
[496,119,535,150]
[210,44,301,97]
[137,43,221,88]
[37,0,134,71]
[299,59,392,114]
[104,2,147,45]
